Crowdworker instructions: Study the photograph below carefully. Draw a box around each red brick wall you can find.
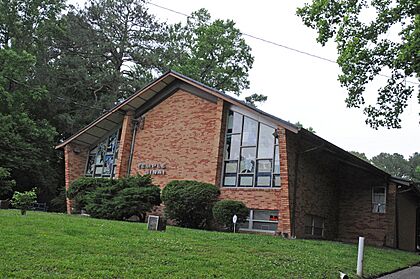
[130,89,222,186]
[286,131,396,247]
[338,171,396,247]
[64,143,88,214]
[115,110,133,178]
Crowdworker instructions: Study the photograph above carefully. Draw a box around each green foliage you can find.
[244,93,268,107]
[297,0,419,128]
[350,151,370,162]
[371,153,411,178]
[1,210,419,278]
[408,152,420,182]
[212,200,248,231]
[294,121,316,133]
[67,177,110,212]
[68,175,161,220]
[162,9,254,96]
[0,167,16,200]
[11,188,37,215]
[161,180,220,229]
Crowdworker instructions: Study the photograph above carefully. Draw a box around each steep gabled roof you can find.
[56,71,298,149]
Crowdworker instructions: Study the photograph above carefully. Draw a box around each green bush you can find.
[0,167,16,200]
[68,175,161,221]
[161,180,219,229]
[11,188,37,215]
[212,200,249,231]
[67,177,109,212]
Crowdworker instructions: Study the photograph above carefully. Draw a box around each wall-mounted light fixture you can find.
[73,147,81,154]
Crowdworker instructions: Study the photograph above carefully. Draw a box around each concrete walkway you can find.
[378,266,420,279]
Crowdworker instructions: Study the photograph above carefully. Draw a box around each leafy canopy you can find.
[297,0,419,128]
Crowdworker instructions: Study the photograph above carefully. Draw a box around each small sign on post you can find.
[147,215,166,231]
[232,214,238,233]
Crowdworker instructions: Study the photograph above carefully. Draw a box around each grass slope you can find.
[0,210,418,278]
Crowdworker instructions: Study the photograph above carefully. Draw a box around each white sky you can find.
[71,0,420,159]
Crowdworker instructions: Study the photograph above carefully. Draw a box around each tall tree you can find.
[371,152,411,178]
[408,152,420,182]
[48,0,165,138]
[0,0,65,202]
[350,151,369,162]
[297,0,419,128]
[161,9,257,97]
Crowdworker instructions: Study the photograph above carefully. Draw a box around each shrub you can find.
[0,167,16,200]
[68,175,161,220]
[213,200,249,231]
[11,188,37,215]
[161,180,219,229]
[67,177,109,213]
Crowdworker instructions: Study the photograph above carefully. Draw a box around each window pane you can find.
[227,111,242,134]
[313,227,323,236]
[257,175,271,187]
[242,117,258,146]
[252,221,277,231]
[240,147,256,173]
[305,226,313,235]
[314,217,324,228]
[257,160,272,173]
[304,215,312,227]
[258,124,275,158]
[253,210,278,221]
[95,166,103,175]
[239,175,253,187]
[274,146,280,173]
[103,155,113,175]
[107,131,118,152]
[225,161,238,173]
[224,176,237,187]
[273,175,281,187]
[239,221,250,229]
[86,155,95,175]
[225,134,241,160]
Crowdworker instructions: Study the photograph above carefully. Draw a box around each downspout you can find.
[127,116,141,176]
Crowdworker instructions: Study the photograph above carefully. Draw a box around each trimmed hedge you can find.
[161,180,219,229]
[213,200,249,231]
[67,175,161,221]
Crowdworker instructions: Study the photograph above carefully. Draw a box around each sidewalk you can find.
[377,266,420,279]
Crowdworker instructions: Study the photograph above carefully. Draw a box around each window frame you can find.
[304,215,325,237]
[222,108,280,188]
[240,209,279,233]
[372,186,387,214]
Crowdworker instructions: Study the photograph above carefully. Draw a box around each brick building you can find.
[56,71,420,251]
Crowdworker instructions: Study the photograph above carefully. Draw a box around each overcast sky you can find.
[72,0,419,159]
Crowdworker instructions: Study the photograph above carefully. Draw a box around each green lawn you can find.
[0,210,418,278]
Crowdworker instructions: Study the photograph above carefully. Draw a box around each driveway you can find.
[377,266,420,279]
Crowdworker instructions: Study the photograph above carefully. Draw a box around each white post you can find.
[232,214,238,233]
[357,236,365,277]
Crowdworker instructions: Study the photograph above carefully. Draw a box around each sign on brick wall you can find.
[138,163,166,175]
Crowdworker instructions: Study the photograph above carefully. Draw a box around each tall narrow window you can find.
[372,186,386,213]
[222,110,280,188]
[304,215,325,237]
[85,129,121,178]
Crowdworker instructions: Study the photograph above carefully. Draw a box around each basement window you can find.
[223,110,280,188]
[240,209,279,232]
[304,215,325,237]
[85,129,121,178]
[372,186,386,213]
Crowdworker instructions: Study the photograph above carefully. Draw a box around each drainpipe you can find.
[127,116,141,176]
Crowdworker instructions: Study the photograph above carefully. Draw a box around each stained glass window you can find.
[85,129,121,178]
